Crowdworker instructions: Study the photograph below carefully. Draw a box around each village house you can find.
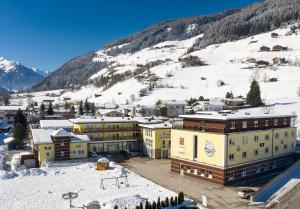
[192,100,226,112]
[0,105,27,124]
[272,57,287,65]
[162,100,186,118]
[259,46,271,52]
[256,60,270,67]
[96,109,124,117]
[272,45,288,51]
[170,112,297,185]
[40,120,74,132]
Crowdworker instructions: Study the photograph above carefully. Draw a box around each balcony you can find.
[78,127,140,133]
[89,136,142,141]
[173,125,225,134]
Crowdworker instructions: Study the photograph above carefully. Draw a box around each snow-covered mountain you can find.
[0,57,45,91]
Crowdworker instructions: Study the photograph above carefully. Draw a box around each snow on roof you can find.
[180,112,296,121]
[40,120,73,129]
[97,157,109,163]
[31,129,54,144]
[140,122,172,129]
[69,117,138,124]
[97,109,123,115]
[70,134,90,142]
[51,128,71,137]
[163,100,186,105]
[4,137,14,144]
[0,105,26,111]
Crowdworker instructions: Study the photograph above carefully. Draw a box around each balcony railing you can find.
[89,136,141,141]
[173,125,225,134]
[77,127,140,133]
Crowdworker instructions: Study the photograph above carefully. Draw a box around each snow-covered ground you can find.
[48,25,299,107]
[0,161,178,209]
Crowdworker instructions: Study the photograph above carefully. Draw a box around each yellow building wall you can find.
[70,142,88,159]
[171,129,226,167]
[37,144,55,162]
[273,128,296,157]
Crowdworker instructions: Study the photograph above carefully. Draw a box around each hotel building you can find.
[70,117,141,153]
[140,122,172,159]
[170,112,297,185]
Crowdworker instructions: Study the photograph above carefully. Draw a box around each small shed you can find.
[272,57,287,65]
[83,200,100,209]
[96,158,109,171]
[259,46,270,52]
[271,32,279,38]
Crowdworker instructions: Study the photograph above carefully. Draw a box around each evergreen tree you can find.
[4,97,9,106]
[14,109,28,129]
[135,206,140,209]
[170,196,174,206]
[13,123,26,149]
[246,80,263,107]
[157,197,160,209]
[139,202,143,209]
[79,101,84,115]
[178,192,184,205]
[90,102,96,114]
[161,200,165,208]
[152,201,157,209]
[40,103,45,112]
[165,197,169,207]
[84,98,90,113]
[47,102,54,115]
[113,205,118,209]
[174,196,178,206]
[225,91,234,99]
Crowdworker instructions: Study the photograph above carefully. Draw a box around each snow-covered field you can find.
[26,25,300,109]
[0,161,177,209]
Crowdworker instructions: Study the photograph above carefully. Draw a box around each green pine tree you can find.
[79,101,84,115]
[84,98,90,113]
[90,102,96,114]
[47,102,54,115]
[174,196,178,206]
[157,197,160,209]
[4,97,9,105]
[165,197,169,207]
[152,201,157,209]
[246,80,263,107]
[139,202,143,209]
[40,103,45,112]
[13,123,26,149]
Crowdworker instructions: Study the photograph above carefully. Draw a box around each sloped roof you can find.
[51,128,71,137]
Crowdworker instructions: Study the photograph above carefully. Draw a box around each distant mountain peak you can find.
[0,57,19,73]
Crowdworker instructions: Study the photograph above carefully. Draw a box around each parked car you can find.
[238,188,255,199]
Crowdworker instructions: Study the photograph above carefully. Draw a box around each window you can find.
[229,154,234,160]
[265,147,269,154]
[169,140,171,147]
[284,119,288,125]
[60,143,64,146]
[254,136,259,143]
[242,152,247,158]
[275,145,279,151]
[256,165,261,173]
[254,149,259,156]
[284,132,288,138]
[274,119,278,126]
[242,121,247,128]
[292,142,295,148]
[229,138,235,146]
[242,169,247,177]
[229,171,234,180]
[208,171,213,179]
[272,161,277,169]
[242,136,248,144]
[292,131,295,137]
[78,150,85,155]
[162,141,165,148]
[265,120,269,127]
[265,135,270,141]
[254,121,259,127]
[275,133,279,139]
[46,152,50,157]
[230,122,236,129]
[193,135,198,159]
[284,144,288,150]
[61,151,65,156]
[260,143,265,147]
[264,163,269,170]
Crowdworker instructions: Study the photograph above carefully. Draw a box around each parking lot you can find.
[120,157,262,209]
